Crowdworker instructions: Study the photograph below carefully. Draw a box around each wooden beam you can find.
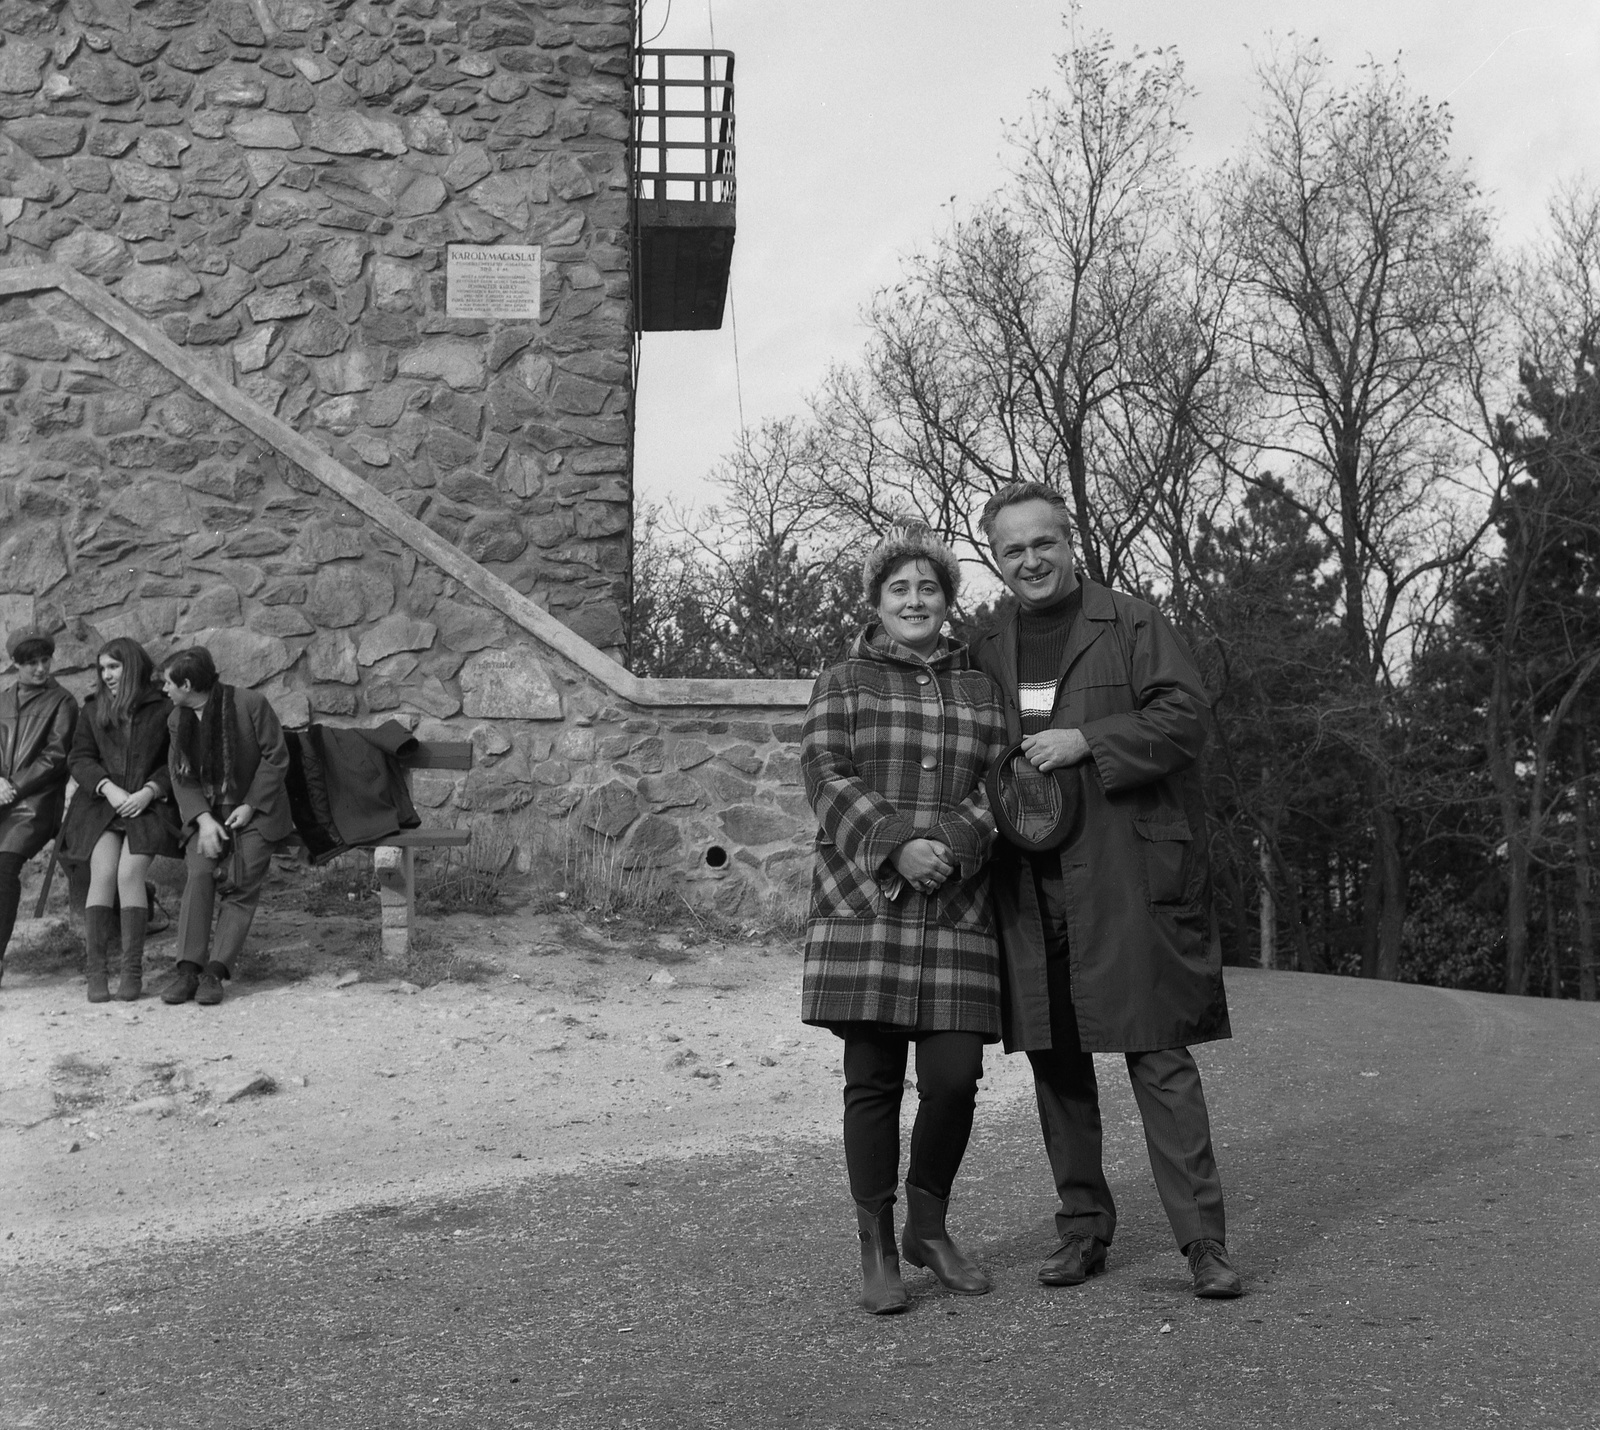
[14,265,812,711]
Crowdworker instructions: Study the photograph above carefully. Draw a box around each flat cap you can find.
[5,626,54,660]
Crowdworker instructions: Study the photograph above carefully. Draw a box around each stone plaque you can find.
[446,244,542,320]
[460,647,563,719]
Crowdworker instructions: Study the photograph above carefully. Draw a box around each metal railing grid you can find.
[633,48,735,205]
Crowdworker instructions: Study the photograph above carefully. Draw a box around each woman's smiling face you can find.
[99,654,124,697]
[877,557,948,656]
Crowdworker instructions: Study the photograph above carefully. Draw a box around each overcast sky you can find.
[632,0,1600,511]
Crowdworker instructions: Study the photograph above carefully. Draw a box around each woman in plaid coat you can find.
[802,526,1008,1314]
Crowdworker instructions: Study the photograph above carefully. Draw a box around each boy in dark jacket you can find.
[159,646,293,1007]
[0,628,78,987]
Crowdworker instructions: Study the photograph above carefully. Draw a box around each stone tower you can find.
[0,0,814,909]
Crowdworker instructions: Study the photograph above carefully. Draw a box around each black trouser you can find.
[0,851,23,962]
[1027,860,1226,1251]
[841,1026,985,1214]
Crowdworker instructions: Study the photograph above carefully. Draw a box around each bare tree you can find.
[809,32,1232,591]
[1220,43,1500,979]
[633,419,868,679]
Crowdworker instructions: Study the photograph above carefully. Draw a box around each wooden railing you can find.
[634,48,735,205]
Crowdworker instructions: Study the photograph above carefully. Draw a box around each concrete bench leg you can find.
[373,845,413,961]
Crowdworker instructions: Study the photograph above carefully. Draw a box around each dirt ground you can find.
[0,866,1038,1269]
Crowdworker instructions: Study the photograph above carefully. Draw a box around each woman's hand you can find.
[0,776,15,806]
[100,781,131,809]
[892,838,956,895]
[116,785,157,818]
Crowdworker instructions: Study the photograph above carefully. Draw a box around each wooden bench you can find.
[370,739,474,959]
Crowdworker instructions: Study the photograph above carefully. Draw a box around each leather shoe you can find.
[161,962,202,1005]
[195,962,226,1006]
[1039,1234,1107,1286]
[1187,1239,1243,1298]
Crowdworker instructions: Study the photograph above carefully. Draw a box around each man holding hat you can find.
[0,628,78,987]
[971,482,1240,1299]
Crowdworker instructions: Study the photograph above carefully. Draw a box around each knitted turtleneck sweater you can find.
[1016,586,1083,735]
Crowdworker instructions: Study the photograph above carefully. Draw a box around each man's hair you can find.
[979,482,1074,547]
[161,646,219,693]
[10,636,53,665]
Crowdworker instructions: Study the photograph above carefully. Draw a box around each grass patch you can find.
[393,926,497,988]
[521,824,670,921]
[303,852,377,916]
[51,1054,110,1111]
[4,916,84,973]
[415,821,518,914]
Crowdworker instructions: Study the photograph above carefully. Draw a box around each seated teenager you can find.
[159,646,293,1007]
[59,638,181,1002]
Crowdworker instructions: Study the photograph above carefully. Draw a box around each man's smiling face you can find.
[990,499,1078,610]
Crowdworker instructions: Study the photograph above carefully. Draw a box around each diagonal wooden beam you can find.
[2,262,812,710]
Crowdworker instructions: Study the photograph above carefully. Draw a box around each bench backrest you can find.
[397,740,474,773]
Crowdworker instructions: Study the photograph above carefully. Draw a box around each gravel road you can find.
[4,960,1598,1429]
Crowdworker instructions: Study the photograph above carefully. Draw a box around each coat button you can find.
[916,674,931,685]
[920,755,936,770]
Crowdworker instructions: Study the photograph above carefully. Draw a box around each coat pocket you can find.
[933,871,991,932]
[809,840,881,921]
[1131,812,1194,905]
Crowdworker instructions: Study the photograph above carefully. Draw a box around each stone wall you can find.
[0,270,813,911]
[0,0,821,912]
[0,0,635,654]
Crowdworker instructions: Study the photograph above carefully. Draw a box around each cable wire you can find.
[706,0,744,430]
[643,0,672,45]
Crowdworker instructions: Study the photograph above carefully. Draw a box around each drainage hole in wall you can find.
[704,846,729,869]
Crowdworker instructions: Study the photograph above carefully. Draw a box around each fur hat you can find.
[5,626,54,661]
[861,523,962,604]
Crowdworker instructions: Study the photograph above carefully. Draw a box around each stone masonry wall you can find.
[0,0,635,654]
[0,285,812,911]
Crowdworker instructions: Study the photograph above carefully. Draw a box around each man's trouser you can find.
[176,823,273,975]
[1026,859,1227,1251]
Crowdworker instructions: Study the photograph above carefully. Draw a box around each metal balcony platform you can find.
[634,49,735,332]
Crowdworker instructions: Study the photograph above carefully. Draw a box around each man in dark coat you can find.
[0,628,78,987]
[972,483,1241,1299]
[159,646,293,1007]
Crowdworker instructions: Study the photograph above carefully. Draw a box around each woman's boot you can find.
[83,905,113,1004]
[855,1201,909,1314]
[117,907,148,1001]
[901,1183,991,1295]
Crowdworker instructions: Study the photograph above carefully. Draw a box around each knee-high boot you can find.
[84,906,114,1003]
[901,1183,991,1295]
[855,1201,909,1314]
[117,907,148,1001]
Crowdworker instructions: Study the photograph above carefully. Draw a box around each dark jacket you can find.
[59,685,182,861]
[285,720,421,864]
[167,686,294,844]
[801,627,1009,1038]
[973,580,1230,1054]
[0,677,78,859]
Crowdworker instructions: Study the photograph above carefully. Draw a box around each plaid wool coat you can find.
[801,627,1009,1038]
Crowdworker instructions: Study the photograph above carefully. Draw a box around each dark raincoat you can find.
[59,685,182,861]
[973,580,1231,1054]
[0,677,78,859]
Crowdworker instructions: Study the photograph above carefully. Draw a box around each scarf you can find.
[176,684,240,808]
